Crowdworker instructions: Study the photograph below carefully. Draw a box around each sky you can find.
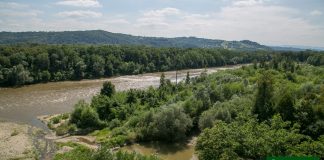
[0,0,324,47]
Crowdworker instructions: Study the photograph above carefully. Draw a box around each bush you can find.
[55,123,77,136]
[55,123,70,136]
[91,95,115,121]
[62,113,69,120]
[70,100,103,129]
[198,105,232,130]
[136,104,192,142]
[51,116,61,124]
[68,124,77,133]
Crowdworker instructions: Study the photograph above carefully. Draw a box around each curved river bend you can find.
[0,65,244,160]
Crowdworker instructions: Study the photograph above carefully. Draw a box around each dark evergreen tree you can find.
[159,73,165,88]
[276,89,295,121]
[253,71,274,121]
[100,81,115,97]
[185,71,190,84]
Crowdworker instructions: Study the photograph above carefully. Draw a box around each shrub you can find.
[199,105,232,130]
[70,100,103,129]
[51,116,61,124]
[55,123,74,136]
[136,104,192,142]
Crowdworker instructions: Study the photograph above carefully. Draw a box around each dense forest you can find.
[0,30,270,50]
[1,44,323,87]
[0,44,274,87]
[48,52,324,160]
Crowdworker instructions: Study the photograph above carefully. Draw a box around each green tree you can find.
[8,64,33,85]
[253,71,274,121]
[74,60,86,79]
[198,105,232,130]
[159,73,165,88]
[90,55,105,77]
[91,95,115,121]
[70,100,102,129]
[126,89,137,104]
[35,52,49,70]
[185,71,190,84]
[276,88,296,121]
[100,81,116,97]
[137,105,192,142]
[196,115,322,160]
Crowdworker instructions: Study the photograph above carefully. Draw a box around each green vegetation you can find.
[0,30,270,50]
[135,104,192,142]
[195,61,324,159]
[2,33,323,159]
[196,116,324,159]
[54,143,160,160]
[101,81,116,97]
[5,44,323,87]
[35,49,322,159]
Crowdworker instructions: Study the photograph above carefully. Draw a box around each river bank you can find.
[0,120,47,160]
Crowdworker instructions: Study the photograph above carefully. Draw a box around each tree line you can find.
[2,44,322,87]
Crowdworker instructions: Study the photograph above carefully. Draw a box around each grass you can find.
[53,145,93,160]
[55,123,76,136]
[50,113,70,125]
[90,128,110,142]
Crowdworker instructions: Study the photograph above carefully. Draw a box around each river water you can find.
[0,65,243,160]
[122,140,196,160]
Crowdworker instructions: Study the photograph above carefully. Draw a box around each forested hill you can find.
[0,30,270,50]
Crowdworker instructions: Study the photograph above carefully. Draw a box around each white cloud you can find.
[143,7,180,17]
[56,10,102,18]
[136,8,182,30]
[0,2,29,9]
[0,1,323,47]
[56,0,101,8]
[0,10,41,17]
[0,2,43,30]
[233,0,264,7]
[310,10,322,16]
[129,3,324,47]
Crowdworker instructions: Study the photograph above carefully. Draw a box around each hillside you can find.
[0,30,270,50]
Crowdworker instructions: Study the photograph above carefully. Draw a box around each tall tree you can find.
[159,73,165,88]
[276,88,295,121]
[185,71,190,84]
[253,71,274,121]
[100,81,116,97]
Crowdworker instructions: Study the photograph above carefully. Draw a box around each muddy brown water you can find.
[122,140,197,160]
[0,65,244,160]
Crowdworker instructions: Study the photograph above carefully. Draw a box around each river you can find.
[0,65,244,160]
